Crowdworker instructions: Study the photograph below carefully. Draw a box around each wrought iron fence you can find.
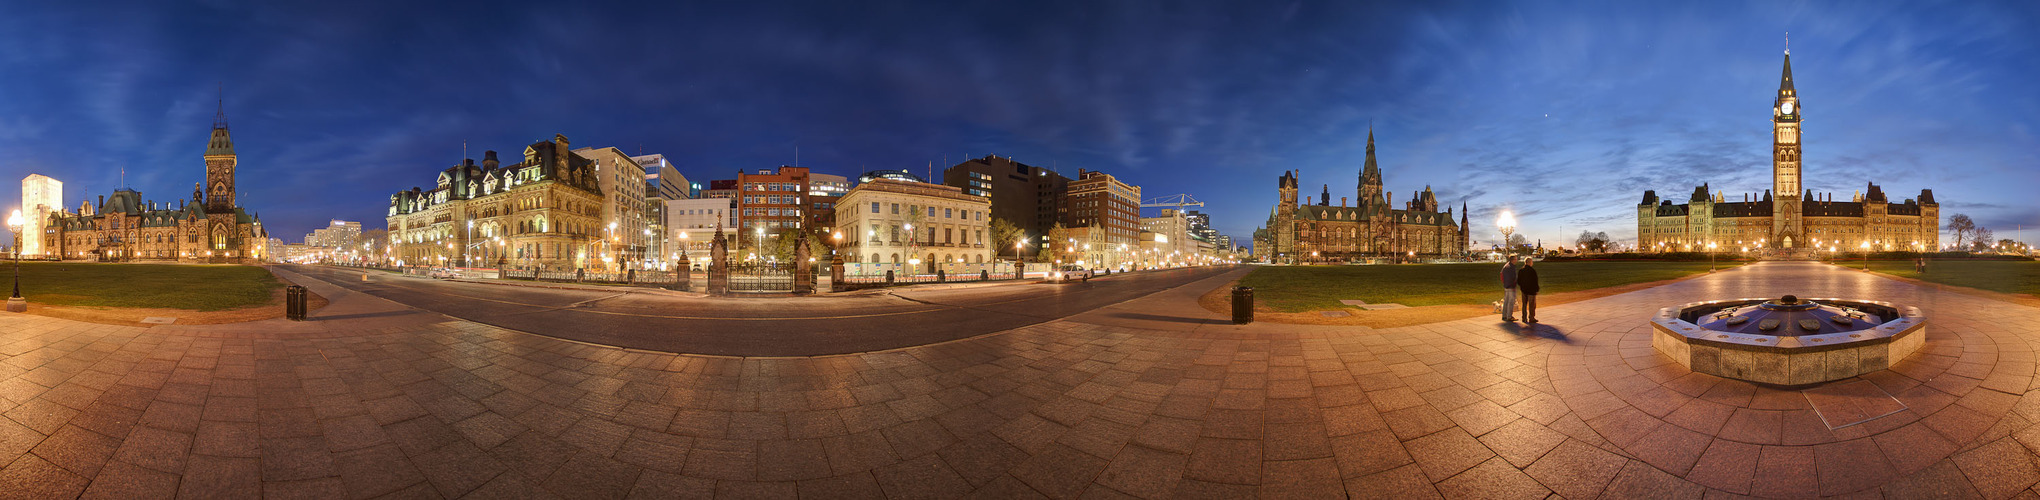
[836,270,1021,285]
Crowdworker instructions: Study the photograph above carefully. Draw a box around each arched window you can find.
[870,253,879,263]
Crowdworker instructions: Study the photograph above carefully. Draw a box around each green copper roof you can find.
[206,125,234,156]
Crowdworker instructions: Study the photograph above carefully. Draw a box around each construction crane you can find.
[1140,193,1204,210]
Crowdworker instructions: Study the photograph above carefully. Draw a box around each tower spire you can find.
[1358,124,1384,208]
[214,82,229,130]
[1779,39,1795,93]
[206,86,235,156]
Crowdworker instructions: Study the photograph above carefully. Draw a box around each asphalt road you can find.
[283,264,1238,357]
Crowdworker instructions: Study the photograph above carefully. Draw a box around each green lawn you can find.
[1238,261,1729,312]
[8,262,282,311]
[1864,259,2040,296]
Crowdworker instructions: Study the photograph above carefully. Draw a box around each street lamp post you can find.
[1497,210,1516,259]
[7,210,24,312]
[1707,242,1717,272]
[1861,241,1871,271]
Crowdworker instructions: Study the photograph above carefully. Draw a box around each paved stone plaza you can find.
[0,261,2036,498]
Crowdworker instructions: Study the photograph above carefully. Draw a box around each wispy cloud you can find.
[0,0,2033,245]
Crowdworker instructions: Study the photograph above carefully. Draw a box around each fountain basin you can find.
[1650,296,1925,386]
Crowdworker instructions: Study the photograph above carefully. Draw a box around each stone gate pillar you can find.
[708,225,730,295]
[673,253,692,291]
[793,231,813,294]
[830,254,846,292]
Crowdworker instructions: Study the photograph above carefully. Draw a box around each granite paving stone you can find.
[0,261,2035,497]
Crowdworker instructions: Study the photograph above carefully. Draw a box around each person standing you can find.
[1499,256,1519,322]
[1518,258,1541,324]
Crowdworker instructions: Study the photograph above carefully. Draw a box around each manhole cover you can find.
[1320,311,1351,318]
[1358,304,1408,310]
[139,317,178,324]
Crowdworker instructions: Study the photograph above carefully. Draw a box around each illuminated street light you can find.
[7,209,23,312]
[1497,210,1516,258]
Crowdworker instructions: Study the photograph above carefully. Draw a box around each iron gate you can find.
[727,262,797,292]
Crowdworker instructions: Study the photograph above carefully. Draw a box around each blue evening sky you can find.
[2,1,2036,248]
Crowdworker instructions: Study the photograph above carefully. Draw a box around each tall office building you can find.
[941,155,1070,249]
[20,174,62,257]
[1066,169,1141,269]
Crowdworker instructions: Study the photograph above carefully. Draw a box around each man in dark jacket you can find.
[1518,258,1541,324]
[1499,256,1519,322]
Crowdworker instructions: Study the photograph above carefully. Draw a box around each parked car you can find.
[427,268,459,279]
[1050,265,1091,282]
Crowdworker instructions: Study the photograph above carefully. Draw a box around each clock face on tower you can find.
[1781,101,1795,115]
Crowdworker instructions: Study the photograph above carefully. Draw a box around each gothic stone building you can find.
[43,108,267,263]
[1638,50,1940,254]
[1265,130,1468,263]
[387,134,607,271]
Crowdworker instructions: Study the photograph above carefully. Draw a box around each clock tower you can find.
[1771,50,1803,248]
[204,99,236,213]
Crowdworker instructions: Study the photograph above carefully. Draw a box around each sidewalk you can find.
[7,261,2028,498]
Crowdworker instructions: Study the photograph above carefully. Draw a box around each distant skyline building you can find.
[807,173,850,236]
[20,174,61,257]
[635,154,687,269]
[635,154,688,201]
[736,166,813,243]
[941,155,1071,248]
[1066,169,1141,269]
[1139,208,1193,265]
[1184,210,1219,246]
[665,197,735,267]
[575,147,651,267]
[305,219,362,248]
[857,169,925,184]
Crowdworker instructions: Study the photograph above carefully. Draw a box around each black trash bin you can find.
[286,285,308,321]
[1231,286,1253,324]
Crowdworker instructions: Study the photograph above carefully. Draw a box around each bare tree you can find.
[1948,214,1976,250]
[1972,227,1994,252]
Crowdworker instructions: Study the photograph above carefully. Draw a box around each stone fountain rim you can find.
[1651,297,1925,354]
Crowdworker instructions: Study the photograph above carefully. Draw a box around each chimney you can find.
[484,151,500,169]
[1305,196,1313,205]
[1341,197,1347,207]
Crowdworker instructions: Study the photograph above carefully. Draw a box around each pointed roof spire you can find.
[206,84,235,156]
[1779,36,1795,93]
[214,82,229,129]
[1360,125,1382,185]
